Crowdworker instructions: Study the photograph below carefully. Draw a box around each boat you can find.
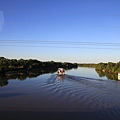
[57,68,65,75]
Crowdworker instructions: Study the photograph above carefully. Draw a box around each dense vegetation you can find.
[79,62,120,73]
[1,56,120,80]
[96,62,120,73]
[0,57,78,73]
[95,69,118,81]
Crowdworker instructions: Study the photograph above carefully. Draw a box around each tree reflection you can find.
[95,69,118,81]
[0,80,8,87]
[0,69,57,87]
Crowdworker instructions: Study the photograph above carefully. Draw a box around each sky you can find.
[0,0,120,63]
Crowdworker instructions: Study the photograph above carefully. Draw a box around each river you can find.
[0,67,120,120]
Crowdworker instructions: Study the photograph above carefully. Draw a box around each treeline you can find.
[78,63,97,68]
[0,57,78,73]
[96,62,120,73]
[79,62,120,74]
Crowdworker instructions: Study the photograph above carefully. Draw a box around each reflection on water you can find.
[95,69,118,81]
[0,78,8,87]
[0,67,119,87]
[0,69,56,87]
[57,75,66,81]
[1,67,120,120]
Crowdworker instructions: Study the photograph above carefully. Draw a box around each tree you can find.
[96,62,107,70]
[106,62,115,71]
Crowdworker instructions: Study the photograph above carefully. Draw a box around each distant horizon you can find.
[1,56,119,64]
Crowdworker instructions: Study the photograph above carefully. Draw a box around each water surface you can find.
[0,67,120,120]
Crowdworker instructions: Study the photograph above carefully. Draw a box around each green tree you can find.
[106,62,115,71]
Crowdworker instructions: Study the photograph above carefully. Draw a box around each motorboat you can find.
[57,68,65,75]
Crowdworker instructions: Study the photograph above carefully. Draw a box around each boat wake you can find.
[44,74,120,117]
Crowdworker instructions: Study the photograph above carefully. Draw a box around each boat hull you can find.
[57,68,65,75]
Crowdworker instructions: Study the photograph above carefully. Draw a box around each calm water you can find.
[0,67,120,120]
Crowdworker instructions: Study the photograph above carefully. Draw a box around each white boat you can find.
[57,68,65,75]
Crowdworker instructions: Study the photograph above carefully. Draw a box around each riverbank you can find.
[95,62,120,74]
[0,57,78,74]
[79,62,120,74]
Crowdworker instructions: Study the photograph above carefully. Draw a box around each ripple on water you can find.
[36,74,120,114]
[1,74,120,120]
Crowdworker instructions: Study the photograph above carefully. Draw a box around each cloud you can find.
[0,11,5,32]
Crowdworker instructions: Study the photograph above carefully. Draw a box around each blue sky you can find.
[0,0,120,63]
